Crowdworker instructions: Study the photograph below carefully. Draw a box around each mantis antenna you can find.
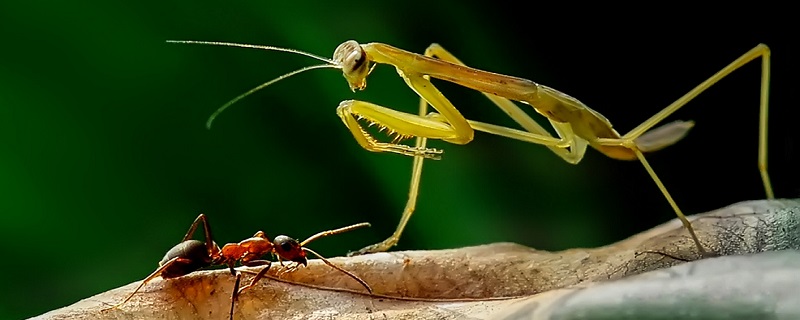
[165,40,342,128]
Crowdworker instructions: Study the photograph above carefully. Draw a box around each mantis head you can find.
[332,40,372,92]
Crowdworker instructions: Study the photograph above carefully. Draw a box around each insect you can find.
[101,214,373,320]
[168,39,774,257]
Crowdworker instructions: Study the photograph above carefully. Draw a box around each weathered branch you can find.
[36,199,800,319]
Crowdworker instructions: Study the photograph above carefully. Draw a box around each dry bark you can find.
[34,199,800,320]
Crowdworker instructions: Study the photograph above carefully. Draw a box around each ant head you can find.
[333,40,371,92]
[272,235,308,266]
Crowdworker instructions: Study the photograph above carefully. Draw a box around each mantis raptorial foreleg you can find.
[356,99,431,255]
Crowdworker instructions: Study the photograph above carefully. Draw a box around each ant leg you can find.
[227,261,272,320]
[101,257,183,312]
[228,271,242,320]
[276,262,300,277]
[236,260,273,296]
[179,214,218,254]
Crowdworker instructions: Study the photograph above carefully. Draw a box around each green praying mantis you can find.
[168,39,773,257]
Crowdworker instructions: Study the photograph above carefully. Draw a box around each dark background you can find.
[1,2,796,319]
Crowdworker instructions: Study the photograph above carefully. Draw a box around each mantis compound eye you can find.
[345,48,366,73]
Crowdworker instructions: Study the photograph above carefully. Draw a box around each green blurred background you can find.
[0,2,796,319]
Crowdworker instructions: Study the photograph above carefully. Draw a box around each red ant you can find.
[102,214,373,319]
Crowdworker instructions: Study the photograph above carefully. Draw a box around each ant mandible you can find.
[102,214,373,320]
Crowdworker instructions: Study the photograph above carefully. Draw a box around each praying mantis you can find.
[169,39,774,257]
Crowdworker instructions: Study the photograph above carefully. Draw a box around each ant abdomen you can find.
[159,240,214,278]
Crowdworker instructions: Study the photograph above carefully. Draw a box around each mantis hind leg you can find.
[614,44,772,199]
[597,44,773,256]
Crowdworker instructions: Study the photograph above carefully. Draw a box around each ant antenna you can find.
[291,222,373,293]
[165,40,343,129]
[302,247,373,294]
[301,222,371,246]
